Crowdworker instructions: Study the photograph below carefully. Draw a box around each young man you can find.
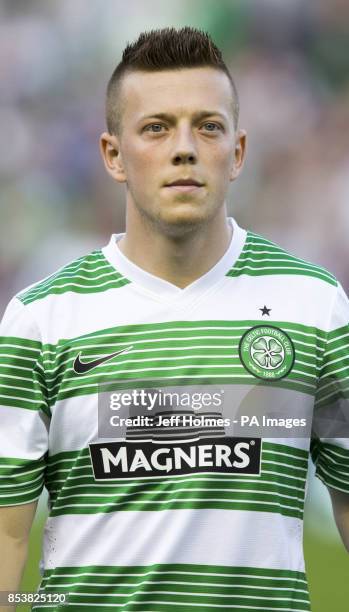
[0,27,348,612]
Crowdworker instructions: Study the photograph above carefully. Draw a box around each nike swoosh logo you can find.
[73,346,133,374]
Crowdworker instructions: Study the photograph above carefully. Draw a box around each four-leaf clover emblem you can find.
[250,336,284,370]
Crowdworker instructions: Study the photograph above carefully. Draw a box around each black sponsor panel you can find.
[89,437,261,479]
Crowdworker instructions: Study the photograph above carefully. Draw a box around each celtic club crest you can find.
[239,325,295,380]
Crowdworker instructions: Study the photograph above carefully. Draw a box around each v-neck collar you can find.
[102,217,246,307]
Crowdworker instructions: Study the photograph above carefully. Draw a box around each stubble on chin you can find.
[133,192,225,239]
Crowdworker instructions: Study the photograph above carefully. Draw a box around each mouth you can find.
[164,178,204,193]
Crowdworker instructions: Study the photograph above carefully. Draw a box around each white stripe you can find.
[316,472,349,494]
[41,578,309,592]
[0,463,44,477]
[55,589,310,602]
[316,380,349,400]
[291,368,316,381]
[41,568,307,581]
[292,338,321,349]
[0,495,42,507]
[323,343,349,358]
[321,354,349,368]
[0,351,38,360]
[42,509,305,572]
[325,331,349,347]
[296,349,322,362]
[40,603,309,610]
[321,364,349,378]
[48,465,306,484]
[0,365,34,374]
[263,447,308,460]
[316,464,349,485]
[0,472,43,487]
[0,393,39,404]
[52,485,302,504]
[263,459,307,472]
[49,475,304,494]
[0,381,41,395]
[0,404,48,459]
[320,443,349,456]
[294,358,316,370]
[262,470,305,482]
[317,380,348,403]
[53,498,302,512]
[0,483,42,498]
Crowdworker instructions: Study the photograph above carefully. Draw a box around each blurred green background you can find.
[1,0,349,609]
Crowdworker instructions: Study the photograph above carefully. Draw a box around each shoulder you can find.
[15,247,129,307]
[230,229,338,288]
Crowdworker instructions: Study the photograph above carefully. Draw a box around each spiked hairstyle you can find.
[106,27,239,135]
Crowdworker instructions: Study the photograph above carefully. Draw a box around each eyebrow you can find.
[138,110,228,123]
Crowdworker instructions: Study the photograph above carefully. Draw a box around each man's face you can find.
[102,67,246,235]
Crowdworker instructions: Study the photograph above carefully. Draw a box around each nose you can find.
[171,125,198,165]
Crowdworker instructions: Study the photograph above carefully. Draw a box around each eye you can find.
[144,123,166,133]
[202,122,221,132]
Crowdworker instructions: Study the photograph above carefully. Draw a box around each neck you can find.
[117,200,233,289]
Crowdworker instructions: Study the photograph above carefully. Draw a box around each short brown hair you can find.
[106,26,239,135]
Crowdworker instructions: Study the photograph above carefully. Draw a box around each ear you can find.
[230,129,247,182]
[99,132,127,183]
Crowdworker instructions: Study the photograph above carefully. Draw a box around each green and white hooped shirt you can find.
[1,217,348,611]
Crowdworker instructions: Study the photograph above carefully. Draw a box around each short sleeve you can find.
[311,282,349,494]
[0,297,49,506]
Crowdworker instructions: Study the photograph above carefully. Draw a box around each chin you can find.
[157,204,215,236]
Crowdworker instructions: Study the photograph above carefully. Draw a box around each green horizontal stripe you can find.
[46,471,306,497]
[0,363,38,376]
[43,443,306,519]
[49,501,303,520]
[327,325,349,342]
[27,319,325,408]
[48,375,316,408]
[21,278,130,304]
[19,251,131,305]
[318,443,349,460]
[42,319,327,348]
[34,563,310,611]
[50,491,303,509]
[227,267,336,286]
[315,472,349,495]
[48,480,304,505]
[41,562,308,580]
[43,337,320,377]
[0,335,41,351]
[43,362,318,395]
[0,489,43,506]
[225,232,336,287]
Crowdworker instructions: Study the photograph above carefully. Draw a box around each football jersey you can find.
[1,216,348,612]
